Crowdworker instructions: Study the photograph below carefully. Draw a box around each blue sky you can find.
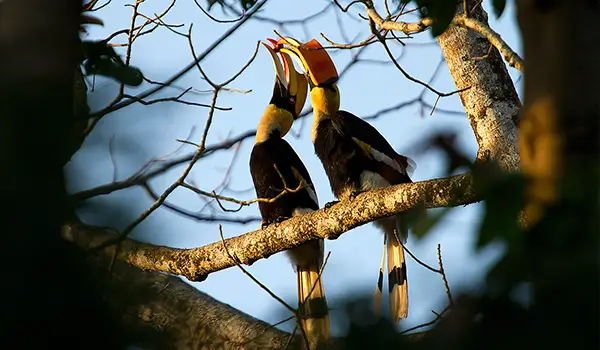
[68,0,523,335]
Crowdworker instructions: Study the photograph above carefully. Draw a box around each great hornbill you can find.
[249,40,329,343]
[273,37,416,322]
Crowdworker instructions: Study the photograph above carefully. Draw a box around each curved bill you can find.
[261,41,287,89]
[275,37,338,87]
[279,50,308,118]
[263,39,308,118]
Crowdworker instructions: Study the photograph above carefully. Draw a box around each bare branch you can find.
[121,90,232,110]
[88,0,267,119]
[371,24,470,98]
[364,4,524,72]
[332,0,364,13]
[223,2,334,26]
[366,6,433,34]
[71,130,256,202]
[453,15,524,72]
[437,244,453,306]
[142,183,260,224]
[193,0,245,23]
[399,306,450,335]
[73,39,370,203]
[84,173,477,281]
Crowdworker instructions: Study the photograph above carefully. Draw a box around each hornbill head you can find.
[272,37,340,116]
[261,39,309,120]
[255,40,308,142]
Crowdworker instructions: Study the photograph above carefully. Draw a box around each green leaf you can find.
[240,0,256,10]
[410,207,451,239]
[206,0,223,11]
[81,40,144,86]
[492,0,507,18]
[417,0,457,37]
[476,172,525,249]
[84,58,144,86]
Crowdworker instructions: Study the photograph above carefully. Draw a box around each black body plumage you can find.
[250,133,319,225]
[313,110,412,197]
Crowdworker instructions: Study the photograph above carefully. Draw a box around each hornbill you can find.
[273,37,415,322]
[249,40,329,343]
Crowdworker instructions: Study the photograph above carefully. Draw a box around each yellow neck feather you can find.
[255,104,294,144]
[310,85,340,142]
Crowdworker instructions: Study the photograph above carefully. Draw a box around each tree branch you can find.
[76,173,476,281]
[436,3,521,170]
[62,225,302,350]
[365,5,524,73]
[453,15,523,72]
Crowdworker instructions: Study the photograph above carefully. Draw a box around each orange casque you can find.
[271,37,339,87]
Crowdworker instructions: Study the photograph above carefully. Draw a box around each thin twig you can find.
[241,315,296,347]
[87,25,264,253]
[371,23,469,98]
[303,251,332,309]
[398,239,440,274]
[141,183,260,224]
[121,92,231,110]
[284,324,298,350]
[217,225,311,350]
[88,0,267,119]
[437,244,454,306]
[108,135,118,182]
[193,0,245,23]
[399,306,450,335]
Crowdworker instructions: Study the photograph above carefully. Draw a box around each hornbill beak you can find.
[273,37,338,89]
[261,39,308,119]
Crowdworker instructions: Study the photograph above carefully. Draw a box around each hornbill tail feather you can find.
[297,264,330,346]
[387,216,409,322]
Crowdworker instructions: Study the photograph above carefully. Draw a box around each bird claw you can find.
[349,189,363,200]
[273,216,290,224]
[324,200,340,209]
[261,216,289,229]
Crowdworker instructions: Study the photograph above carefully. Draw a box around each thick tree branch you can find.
[365,7,433,34]
[64,224,429,349]
[64,227,302,350]
[453,16,524,72]
[74,173,475,281]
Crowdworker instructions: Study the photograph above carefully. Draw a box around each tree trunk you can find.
[437,1,521,170]
[0,0,123,348]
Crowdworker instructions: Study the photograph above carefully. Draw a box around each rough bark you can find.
[437,2,522,170]
[75,173,475,281]
[79,236,300,350]
[66,224,431,349]
[516,0,599,223]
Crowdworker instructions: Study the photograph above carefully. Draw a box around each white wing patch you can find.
[292,207,314,217]
[291,167,319,207]
[360,171,391,191]
[352,137,406,175]
[406,157,416,177]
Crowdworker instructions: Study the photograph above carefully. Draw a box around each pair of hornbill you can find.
[250,37,414,344]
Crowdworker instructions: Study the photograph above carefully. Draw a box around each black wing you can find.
[337,110,412,185]
[250,138,319,224]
